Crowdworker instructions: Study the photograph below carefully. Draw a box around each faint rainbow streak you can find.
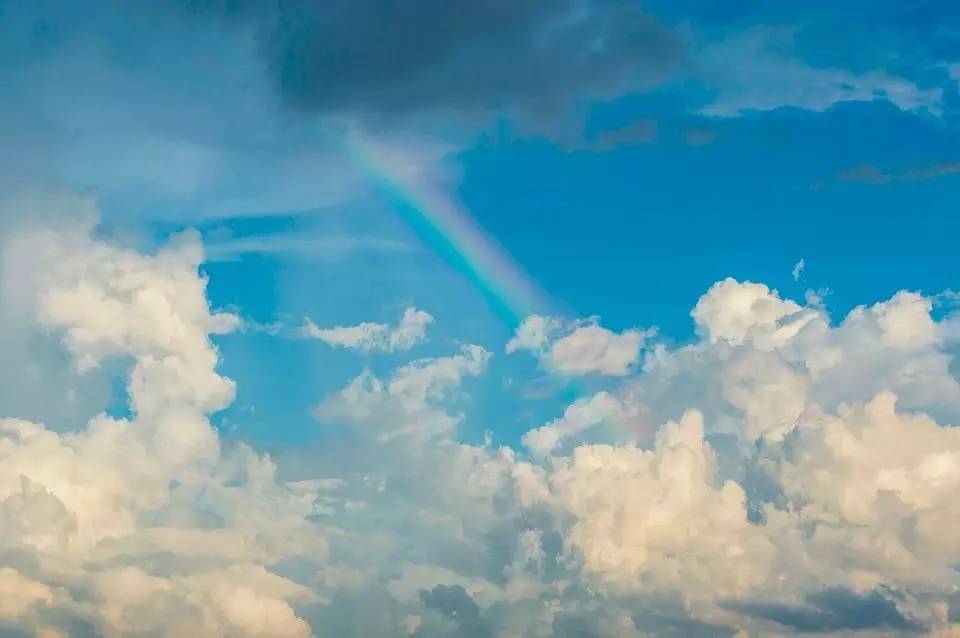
[347,133,548,327]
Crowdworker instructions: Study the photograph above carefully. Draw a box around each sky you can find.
[1,1,960,636]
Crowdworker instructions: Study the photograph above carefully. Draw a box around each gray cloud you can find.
[722,588,923,634]
[192,0,682,118]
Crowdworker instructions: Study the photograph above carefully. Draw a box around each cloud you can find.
[7,3,960,636]
[690,277,816,350]
[301,307,434,353]
[418,585,492,638]
[252,0,682,118]
[792,258,805,281]
[521,281,960,623]
[204,233,412,262]
[0,568,54,621]
[822,160,960,186]
[641,279,960,445]
[0,218,325,636]
[525,392,960,630]
[723,588,923,633]
[0,2,368,224]
[537,409,776,598]
[768,392,960,578]
[507,315,651,376]
[7,210,960,635]
[313,344,489,441]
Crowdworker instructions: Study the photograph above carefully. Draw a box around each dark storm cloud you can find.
[722,588,923,634]
[183,0,683,117]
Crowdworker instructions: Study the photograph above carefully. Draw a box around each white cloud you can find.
[769,392,960,587]
[507,279,960,632]
[0,219,324,637]
[505,314,559,354]
[508,315,650,376]
[0,568,54,621]
[302,307,434,354]
[691,277,816,350]
[521,391,634,458]
[6,212,960,635]
[540,409,777,598]
[633,278,960,447]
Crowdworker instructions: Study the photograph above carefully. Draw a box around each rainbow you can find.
[346,132,548,327]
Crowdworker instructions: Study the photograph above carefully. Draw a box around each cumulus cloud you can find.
[507,315,651,376]
[301,307,434,353]
[691,278,816,349]
[7,208,960,636]
[0,219,325,637]
[295,275,955,635]
[539,409,776,598]
[770,393,960,583]
[305,276,960,634]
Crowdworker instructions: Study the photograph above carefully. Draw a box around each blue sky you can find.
[2,1,960,636]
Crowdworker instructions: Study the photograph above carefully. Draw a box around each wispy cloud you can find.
[814,160,960,187]
[792,258,805,282]
[698,27,944,118]
[301,307,434,353]
[203,233,412,261]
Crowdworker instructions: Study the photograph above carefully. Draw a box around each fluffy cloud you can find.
[771,392,960,586]
[302,307,433,353]
[0,567,54,621]
[510,280,960,633]
[540,410,777,598]
[313,344,489,442]
[0,221,324,637]
[6,211,960,636]
[507,315,651,376]
[691,278,816,350]
[450,277,960,634]
[633,278,960,444]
